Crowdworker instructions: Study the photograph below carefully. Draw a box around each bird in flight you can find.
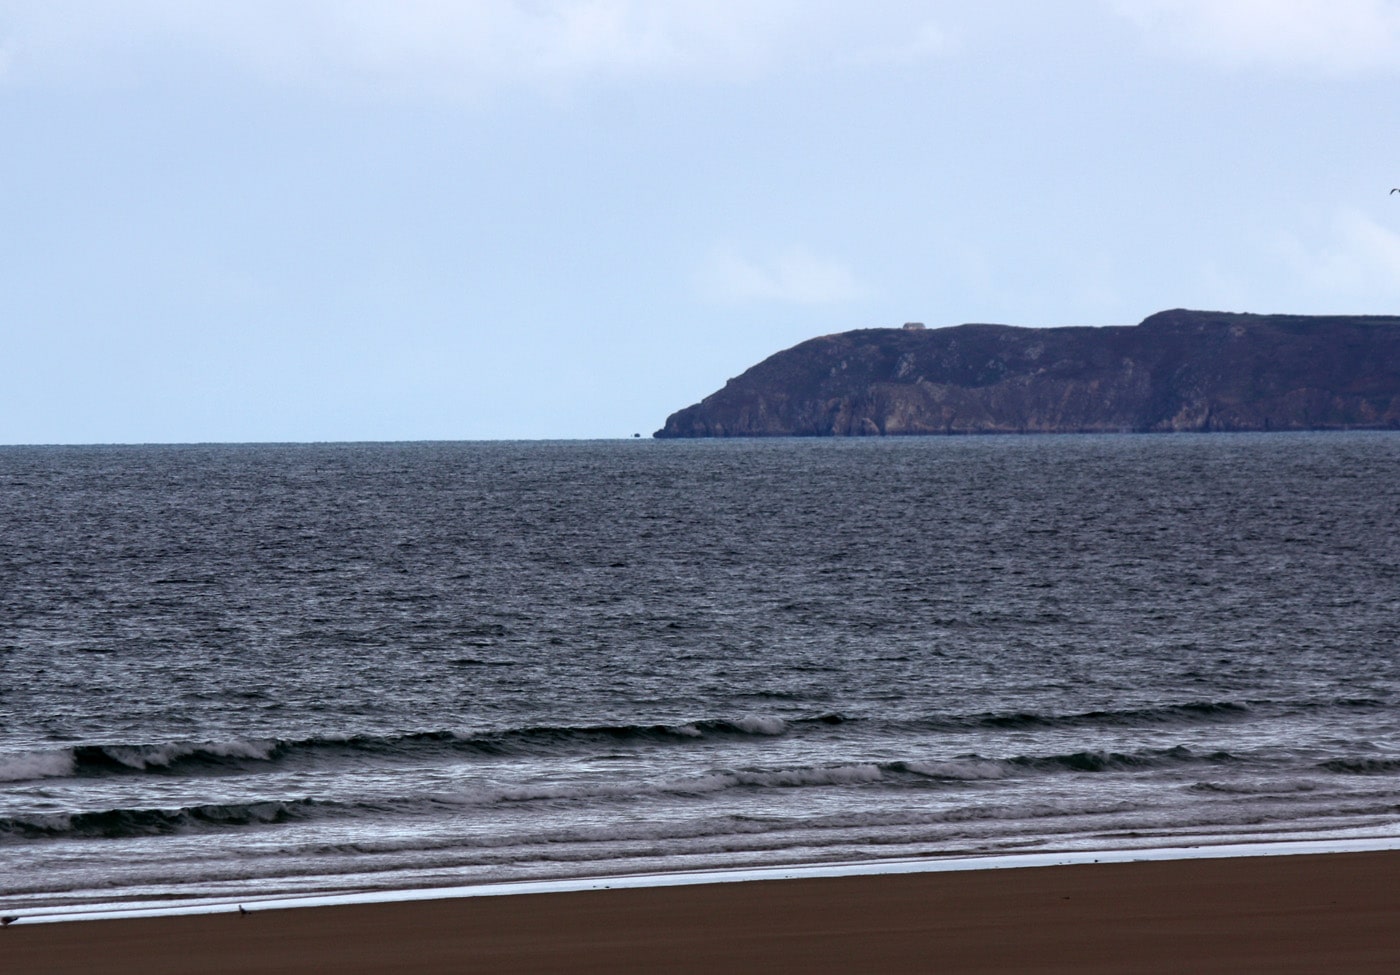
[1393,188,1400,194]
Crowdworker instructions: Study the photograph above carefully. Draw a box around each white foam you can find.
[454,762,888,805]
[12,835,1400,927]
[903,758,1010,780]
[732,715,787,735]
[198,739,279,761]
[101,739,278,769]
[0,749,75,782]
[734,764,883,787]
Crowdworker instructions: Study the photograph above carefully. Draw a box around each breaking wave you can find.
[0,743,1240,843]
[0,798,331,841]
[0,714,840,784]
[0,701,1273,786]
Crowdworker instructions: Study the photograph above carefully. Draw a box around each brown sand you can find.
[7,850,1400,973]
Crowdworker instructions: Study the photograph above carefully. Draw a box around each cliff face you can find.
[655,310,1400,437]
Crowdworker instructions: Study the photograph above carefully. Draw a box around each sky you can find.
[4,0,1400,444]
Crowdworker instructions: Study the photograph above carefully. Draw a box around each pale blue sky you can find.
[4,1,1400,443]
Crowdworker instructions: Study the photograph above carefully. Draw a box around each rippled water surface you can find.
[1,434,1398,909]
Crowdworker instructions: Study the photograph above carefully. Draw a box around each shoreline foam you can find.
[11,846,1400,974]
[12,832,1400,926]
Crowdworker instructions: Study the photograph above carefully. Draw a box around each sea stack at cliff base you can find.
[654,309,1400,437]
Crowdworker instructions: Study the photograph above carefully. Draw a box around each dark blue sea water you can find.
[2,434,1399,912]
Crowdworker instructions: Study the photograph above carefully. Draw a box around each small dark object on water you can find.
[1,916,17,926]
[238,905,249,917]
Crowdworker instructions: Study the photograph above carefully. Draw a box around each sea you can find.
[2,433,1399,916]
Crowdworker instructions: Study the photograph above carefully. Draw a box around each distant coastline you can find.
[656,309,1400,437]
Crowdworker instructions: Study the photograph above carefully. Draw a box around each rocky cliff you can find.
[655,309,1400,437]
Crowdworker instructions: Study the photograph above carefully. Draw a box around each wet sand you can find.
[8,850,1400,973]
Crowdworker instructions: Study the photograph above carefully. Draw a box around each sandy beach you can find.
[8,849,1400,973]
